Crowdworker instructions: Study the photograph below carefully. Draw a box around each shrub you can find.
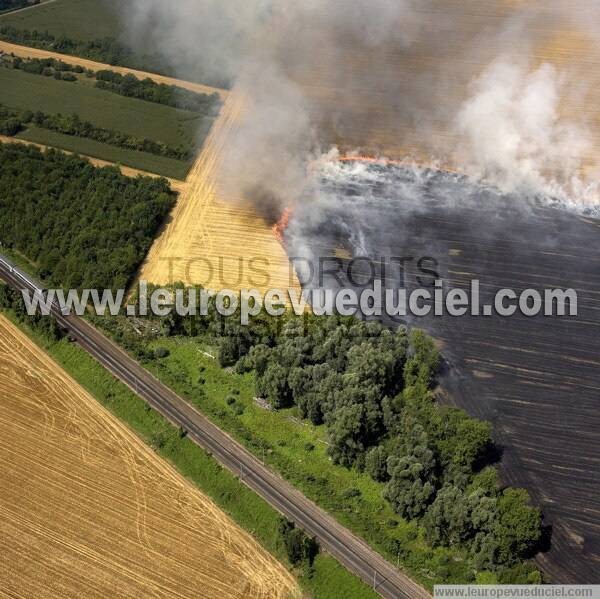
[341,487,361,499]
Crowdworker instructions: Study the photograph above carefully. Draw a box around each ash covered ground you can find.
[286,160,600,582]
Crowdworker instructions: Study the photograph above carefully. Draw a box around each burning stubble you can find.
[121,0,600,216]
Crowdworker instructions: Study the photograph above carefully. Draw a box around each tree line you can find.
[0,143,175,291]
[0,103,191,160]
[95,70,221,113]
[1,55,221,113]
[0,26,132,66]
[99,300,545,583]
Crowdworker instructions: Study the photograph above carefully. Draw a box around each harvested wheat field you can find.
[139,95,301,295]
[0,315,299,599]
[289,0,600,175]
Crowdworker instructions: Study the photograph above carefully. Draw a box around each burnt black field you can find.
[287,161,600,582]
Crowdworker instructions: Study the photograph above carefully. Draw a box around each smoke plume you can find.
[121,0,600,214]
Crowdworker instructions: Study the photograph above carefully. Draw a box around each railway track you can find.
[0,255,430,599]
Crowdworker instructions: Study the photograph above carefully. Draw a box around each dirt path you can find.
[0,315,299,599]
[0,135,187,192]
[0,39,228,99]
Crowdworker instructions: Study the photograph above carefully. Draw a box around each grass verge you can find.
[136,336,483,588]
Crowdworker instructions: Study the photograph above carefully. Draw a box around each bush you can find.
[0,117,22,136]
[341,487,361,499]
[154,347,170,359]
[278,518,320,568]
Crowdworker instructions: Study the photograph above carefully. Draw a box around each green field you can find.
[17,127,191,179]
[2,309,378,599]
[0,0,215,83]
[0,66,215,178]
[0,68,206,147]
[0,0,122,42]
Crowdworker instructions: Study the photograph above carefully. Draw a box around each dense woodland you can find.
[0,144,175,290]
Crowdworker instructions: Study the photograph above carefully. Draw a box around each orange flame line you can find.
[272,207,293,244]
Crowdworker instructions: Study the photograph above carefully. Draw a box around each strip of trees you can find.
[0,103,191,160]
[0,26,132,65]
[95,70,221,113]
[1,55,221,113]
[227,317,542,581]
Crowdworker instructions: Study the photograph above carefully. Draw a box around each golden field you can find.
[0,315,298,599]
[139,94,301,295]
[290,0,600,173]
[140,0,600,294]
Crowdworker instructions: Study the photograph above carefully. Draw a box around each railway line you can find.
[0,255,430,599]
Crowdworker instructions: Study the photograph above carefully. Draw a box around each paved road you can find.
[0,256,430,599]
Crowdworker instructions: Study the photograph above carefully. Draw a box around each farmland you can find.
[0,68,197,145]
[17,127,191,179]
[288,1,600,175]
[0,0,221,83]
[0,305,380,599]
[285,161,600,583]
[0,314,299,599]
[0,66,213,178]
[0,134,187,191]
[0,0,120,41]
[139,94,301,295]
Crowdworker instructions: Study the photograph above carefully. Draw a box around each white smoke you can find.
[454,59,593,197]
[120,0,600,214]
